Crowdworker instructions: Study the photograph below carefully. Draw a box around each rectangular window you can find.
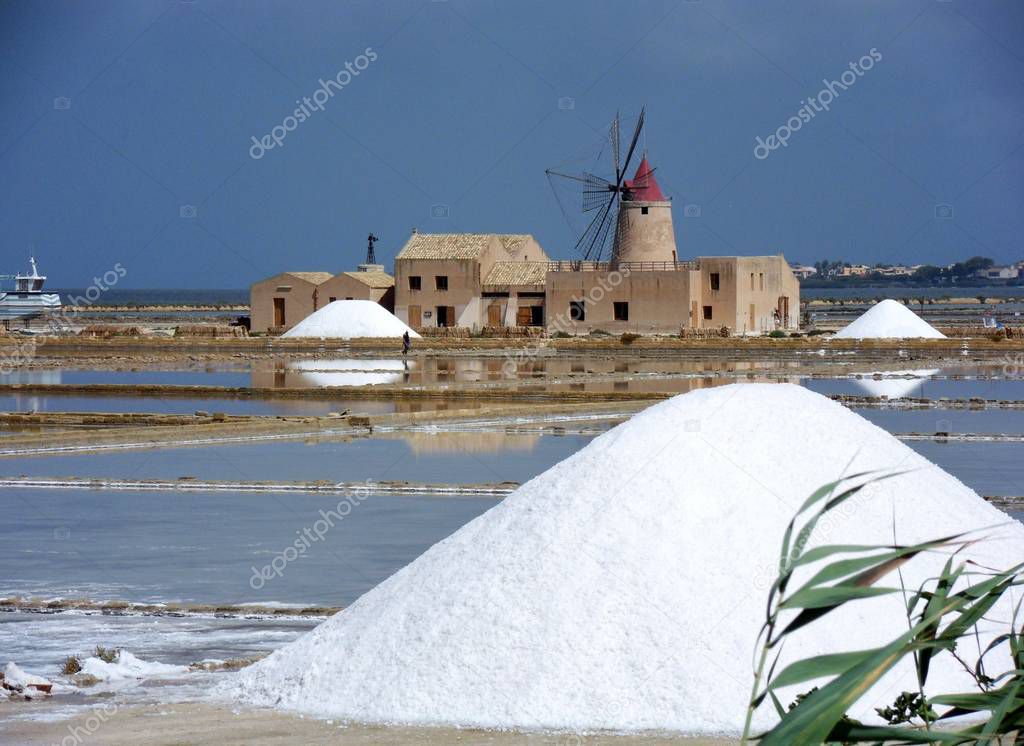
[640,206,649,215]
[435,275,448,291]
[613,301,629,321]
[710,273,720,291]
[703,305,713,321]
[759,273,764,291]
[408,276,421,291]
[750,273,755,291]
[569,300,585,321]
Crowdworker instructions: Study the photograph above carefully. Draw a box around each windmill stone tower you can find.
[611,156,677,265]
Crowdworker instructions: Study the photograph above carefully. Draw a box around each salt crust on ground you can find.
[282,300,421,340]
[79,651,187,682]
[224,384,1022,734]
[834,299,946,339]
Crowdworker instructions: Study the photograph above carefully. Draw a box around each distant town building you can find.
[840,264,871,276]
[790,265,817,279]
[976,265,1020,280]
[873,265,915,277]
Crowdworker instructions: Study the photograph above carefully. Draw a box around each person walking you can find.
[402,330,411,356]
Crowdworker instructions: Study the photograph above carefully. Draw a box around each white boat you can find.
[0,257,62,321]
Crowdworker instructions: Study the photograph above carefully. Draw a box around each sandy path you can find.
[0,702,736,745]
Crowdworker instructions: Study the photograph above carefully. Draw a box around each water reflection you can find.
[0,369,61,385]
[853,369,940,399]
[288,358,413,387]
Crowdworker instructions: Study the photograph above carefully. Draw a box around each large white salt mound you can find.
[282,300,420,340]
[834,299,946,339]
[223,384,1022,734]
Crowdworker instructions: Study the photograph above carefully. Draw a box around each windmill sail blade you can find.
[577,191,618,261]
[611,111,621,184]
[617,107,645,189]
[545,169,611,188]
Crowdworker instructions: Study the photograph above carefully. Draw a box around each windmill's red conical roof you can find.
[625,156,666,201]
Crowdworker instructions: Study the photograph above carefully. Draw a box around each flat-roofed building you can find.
[545,157,799,334]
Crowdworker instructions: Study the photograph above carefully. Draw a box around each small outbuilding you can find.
[250,271,333,334]
[316,264,395,312]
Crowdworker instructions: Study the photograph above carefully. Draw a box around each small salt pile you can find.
[225,384,1022,734]
[834,299,945,339]
[282,300,421,340]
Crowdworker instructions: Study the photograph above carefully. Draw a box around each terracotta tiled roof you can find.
[396,233,496,260]
[483,261,549,287]
[284,271,334,284]
[396,233,537,261]
[342,271,394,289]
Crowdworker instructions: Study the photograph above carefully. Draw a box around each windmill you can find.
[545,108,656,262]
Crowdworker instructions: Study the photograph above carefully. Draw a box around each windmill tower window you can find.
[640,206,649,215]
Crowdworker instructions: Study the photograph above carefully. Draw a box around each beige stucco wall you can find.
[544,268,699,334]
[250,273,321,334]
[504,236,550,263]
[696,255,800,333]
[394,258,482,329]
[317,274,394,311]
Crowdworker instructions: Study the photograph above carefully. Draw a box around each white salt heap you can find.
[834,299,946,339]
[282,300,420,340]
[225,384,1023,734]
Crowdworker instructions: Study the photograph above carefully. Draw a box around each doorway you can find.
[408,305,421,328]
[273,297,285,327]
[436,305,455,327]
[777,296,790,327]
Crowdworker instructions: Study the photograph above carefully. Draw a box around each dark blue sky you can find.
[2,0,1022,288]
